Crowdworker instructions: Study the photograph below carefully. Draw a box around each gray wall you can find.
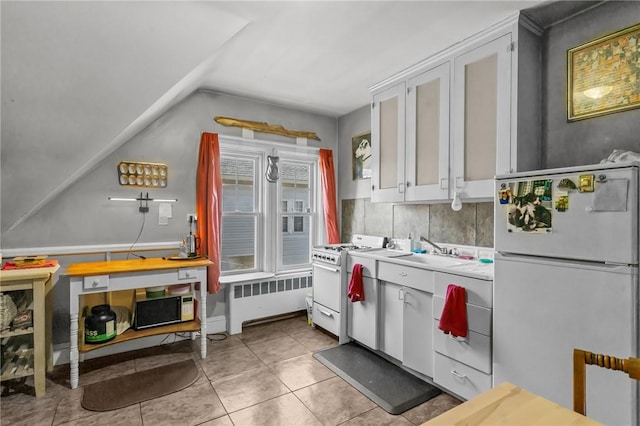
[543,1,640,168]
[3,90,338,346]
[2,90,337,249]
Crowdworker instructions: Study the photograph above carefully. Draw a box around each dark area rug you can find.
[81,359,199,411]
[313,342,441,414]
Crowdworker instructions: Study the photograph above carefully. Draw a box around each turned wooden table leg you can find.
[69,312,79,389]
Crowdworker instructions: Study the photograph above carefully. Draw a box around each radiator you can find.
[227,274,312,335]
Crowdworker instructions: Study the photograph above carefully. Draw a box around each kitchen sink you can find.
[402,254,468,267]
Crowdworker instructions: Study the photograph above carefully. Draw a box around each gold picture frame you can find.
[567,22,640,121]
[351,131,372,180]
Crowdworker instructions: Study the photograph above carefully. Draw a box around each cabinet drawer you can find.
[433,295,491,336]
[433,323,491,373]
[434,272,492,308]
[379,262,434,292]
[434,352,491,401]
[347,256,377,279]
[83,275,109,291]
[178,268,198,280]
[313,303,340,336]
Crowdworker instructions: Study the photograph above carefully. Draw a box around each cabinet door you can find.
[379,281,403,361]
[347,275,379,350]
[402,288,433,377]
[451,33,512,199]
[371,83,406,203]
[406,62,450,201]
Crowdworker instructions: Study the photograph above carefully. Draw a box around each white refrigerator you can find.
[493,162,639,426]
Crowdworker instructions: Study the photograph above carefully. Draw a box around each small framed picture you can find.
[351,131,372,180]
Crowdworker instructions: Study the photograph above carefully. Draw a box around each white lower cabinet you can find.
[347,255,379,350]
[347,275,379,350]
[379,279,433,378]
[432,271,493,400]
[434,352,492,401]
[402,287,433,377]
[380,282,404,361]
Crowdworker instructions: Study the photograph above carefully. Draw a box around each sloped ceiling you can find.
[1,0,549,239]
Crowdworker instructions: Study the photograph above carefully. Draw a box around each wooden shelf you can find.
[79,318,201,353]
[1,345,34,382]
[0,326,34,338]
[0,335,34,381]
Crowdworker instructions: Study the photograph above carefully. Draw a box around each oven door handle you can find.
[313,263,340,273]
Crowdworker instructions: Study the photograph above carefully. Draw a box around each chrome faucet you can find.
[420,236,444,254]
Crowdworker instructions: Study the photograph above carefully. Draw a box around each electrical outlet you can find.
[187,214,197,222]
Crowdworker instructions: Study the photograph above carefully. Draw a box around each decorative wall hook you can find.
[266,151,280,182]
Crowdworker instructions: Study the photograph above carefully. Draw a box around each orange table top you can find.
[65,257,212,277]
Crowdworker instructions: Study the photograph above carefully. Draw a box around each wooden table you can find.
[0,265,60,396]
[423,382,604,425]
[65,257,212,389]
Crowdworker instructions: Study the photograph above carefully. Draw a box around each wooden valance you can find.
[214,116,320,141]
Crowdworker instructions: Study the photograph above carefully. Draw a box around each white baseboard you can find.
[53,315,227,366]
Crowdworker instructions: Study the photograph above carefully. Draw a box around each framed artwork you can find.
[567,23,640,121]
[351,131,372,180]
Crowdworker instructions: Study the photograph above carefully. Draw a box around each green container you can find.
[85,304,116,344]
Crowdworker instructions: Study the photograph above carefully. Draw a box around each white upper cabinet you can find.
[371,63,449,203]
[406,62,450,201]
[451,33,512,200]
[369,14,541,204]
[371,83,406,203]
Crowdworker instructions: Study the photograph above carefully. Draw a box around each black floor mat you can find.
[313,342,441,414]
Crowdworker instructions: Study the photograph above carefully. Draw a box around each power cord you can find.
[126,209,147,260]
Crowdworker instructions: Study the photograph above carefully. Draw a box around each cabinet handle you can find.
[450,370,467,380]
[319,309,333,318]
[440,178,448,190]
[455,176,464,189]
[92,280,100,287]
[449,334,468,343]
[399,272,407,277]
[398,288,405,301]
[406,181,411,188]
[398,182,405,193]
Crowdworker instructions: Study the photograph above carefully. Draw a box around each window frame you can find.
[219,151,262,275]
[218,136,322,276]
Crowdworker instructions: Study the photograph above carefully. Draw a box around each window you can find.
[219,139,319,276]
[220,155,259,272]
[279,161,314,270]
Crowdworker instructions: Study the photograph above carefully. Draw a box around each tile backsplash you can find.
[341,199,494,248]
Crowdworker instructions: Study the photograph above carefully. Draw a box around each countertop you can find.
[348,249,494,280]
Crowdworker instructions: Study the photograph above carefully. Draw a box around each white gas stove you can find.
[311,235,384,343]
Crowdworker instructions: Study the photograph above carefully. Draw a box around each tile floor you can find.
[0,313,461,426]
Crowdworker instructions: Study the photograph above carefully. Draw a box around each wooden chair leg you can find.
[573,348,587,415]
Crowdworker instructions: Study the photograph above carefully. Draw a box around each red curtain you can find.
[319,149,340,244]
[196,132,222,294]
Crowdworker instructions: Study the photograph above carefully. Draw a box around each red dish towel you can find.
[438,284,468,338]
[348,264,365,302]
